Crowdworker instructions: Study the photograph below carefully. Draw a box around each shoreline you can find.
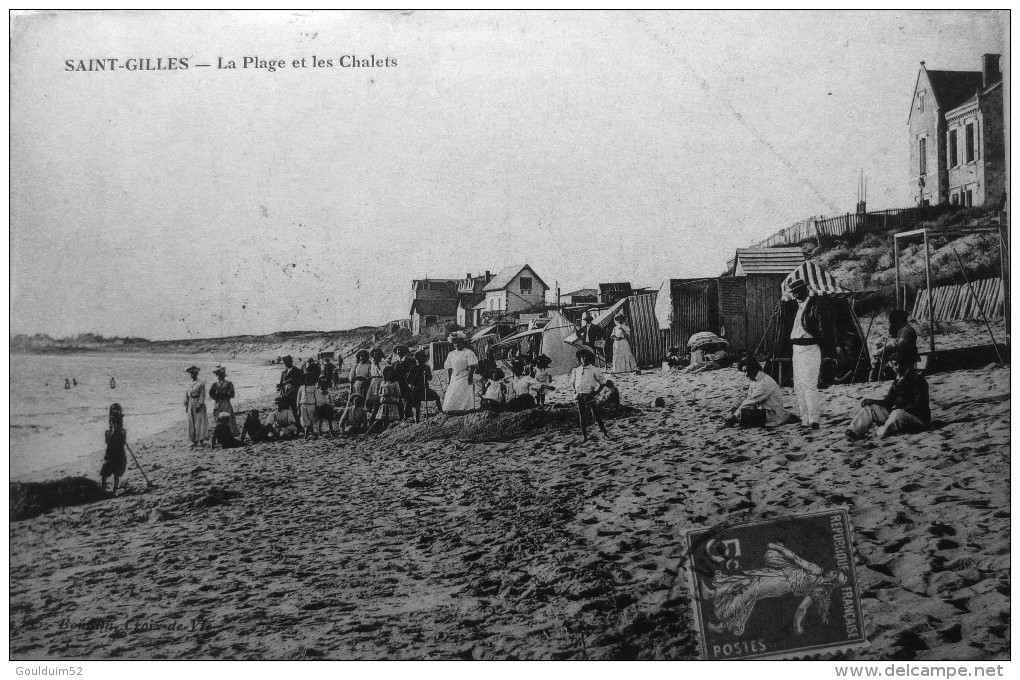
[9,361,1010,660]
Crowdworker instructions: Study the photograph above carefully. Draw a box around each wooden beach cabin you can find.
[659,278,722,352]
[726,248,806,355]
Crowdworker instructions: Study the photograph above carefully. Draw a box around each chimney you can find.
[983,53,1001,87]
[485,270,492,278]
[466,273,471,279]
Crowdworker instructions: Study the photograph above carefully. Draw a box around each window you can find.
[519,277,533,295]
[951,193,959,206]
[918,92,925,113]
[966,190,973,207]
[965,123,975,163]
[949,129,958,167]
[919,137,927,176]
[425,315,438,326]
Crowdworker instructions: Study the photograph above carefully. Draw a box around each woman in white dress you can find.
[611,312,638,373]
[443,332,479,412]
[184,365,209,448]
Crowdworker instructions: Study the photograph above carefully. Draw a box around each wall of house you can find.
[981,86,1006,207]
[504,269,545,313]
[947,103,984,206]
[908,73,943,205]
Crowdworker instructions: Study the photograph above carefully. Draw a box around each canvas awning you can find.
[687,331,728,350]
[781,261,853,300]
[563,298,626,343]
[493,327,544,347]
[471,325,500,340]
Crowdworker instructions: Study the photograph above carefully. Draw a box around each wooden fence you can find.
[744,207,927,253]
[910,278,1005,322]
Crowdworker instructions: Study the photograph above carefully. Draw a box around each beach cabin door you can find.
[718,278,747,352]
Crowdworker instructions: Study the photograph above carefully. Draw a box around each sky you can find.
[10,10,1007,340]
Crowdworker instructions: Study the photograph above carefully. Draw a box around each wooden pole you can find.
[924,230,935,361]
[893,235,901,310]
[999,225,1009,332]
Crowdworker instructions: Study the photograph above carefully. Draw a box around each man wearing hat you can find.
[788,278,829,429]
[846,350,930,441]
[577,312,605,362]
[276,355,303,430]
[390,345,416,419]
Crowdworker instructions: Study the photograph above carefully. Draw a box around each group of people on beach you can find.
[723,279,930,442]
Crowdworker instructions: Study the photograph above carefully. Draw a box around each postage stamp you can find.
[685,509,867,660]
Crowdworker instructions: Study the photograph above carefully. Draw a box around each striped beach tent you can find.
[781,261,852,300]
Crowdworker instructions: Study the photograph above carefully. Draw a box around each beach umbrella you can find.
[781,261,853,300]
[687,331,728,350]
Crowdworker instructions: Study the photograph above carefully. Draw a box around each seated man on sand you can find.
[268,397,299,439]
[723,356,796,428]
[846,350,930,441]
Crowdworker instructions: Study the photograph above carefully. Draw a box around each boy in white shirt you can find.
[570,347,610,441]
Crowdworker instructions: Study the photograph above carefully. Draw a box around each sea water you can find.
[10,353,281,480]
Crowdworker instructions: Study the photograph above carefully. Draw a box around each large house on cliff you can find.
[908,54,1005,207]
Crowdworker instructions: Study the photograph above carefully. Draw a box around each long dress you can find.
[209,379,239,437]
[185,380,209,444]
[349,362,372,398]
[374,381,403,422]
[443,348,479,412]
[611,323,638,373]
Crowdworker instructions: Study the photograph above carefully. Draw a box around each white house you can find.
[482,264,549,315]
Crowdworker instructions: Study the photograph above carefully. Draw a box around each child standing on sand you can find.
[297,373,325,440]
[533,355,554,407]
[405,350,443,423]
[570,347,611,441]
[101,404,128,495]
[368,366,402,433]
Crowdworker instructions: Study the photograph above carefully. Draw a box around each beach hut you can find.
[727,247,806,355]
[493,311,578,376]
[658,278,722,353]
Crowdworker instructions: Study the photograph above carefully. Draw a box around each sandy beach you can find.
[9,355,1009,661]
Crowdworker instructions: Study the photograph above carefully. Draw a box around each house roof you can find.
[483,264,549,292]
[734,248,805,275]
[457,292,486,309]
[598,282,632,294]
[564,288,598,297]
[409,298,459,317]
[925,69,984,112]
[946,78,1003,116]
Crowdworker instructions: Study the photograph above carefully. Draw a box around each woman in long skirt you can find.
[348,350,372,398]
[610,312,638,373]
[442,332,478,412]
[209,365,239,437]
[184,365,209,447]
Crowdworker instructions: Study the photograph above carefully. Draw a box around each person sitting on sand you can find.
[339,393,370,435]
[240,409,272,444]
[723,356,795,429]
[570,346,610,441]
[367,366,402,434]
[596,379,621,409]
[268,397,299,439]
[101,404,128,495]
[481,368,507,412]
[211,412,244,449]
[508,360,554,411]
[871,309,919,381]
[297,373,325,440]
[406,350,443,423]
[846,350,930,441]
